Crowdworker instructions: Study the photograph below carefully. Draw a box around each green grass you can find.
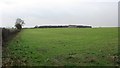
[3,28,118,66]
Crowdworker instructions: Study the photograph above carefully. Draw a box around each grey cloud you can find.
[1,1,118,27]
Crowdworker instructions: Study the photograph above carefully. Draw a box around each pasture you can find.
[3,28,118,66]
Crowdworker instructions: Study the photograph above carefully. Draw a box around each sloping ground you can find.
[2,28,119,66]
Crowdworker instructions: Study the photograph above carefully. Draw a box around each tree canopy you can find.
[15,18,25,30]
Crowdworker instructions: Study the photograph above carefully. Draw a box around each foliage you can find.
[15,18,25,30]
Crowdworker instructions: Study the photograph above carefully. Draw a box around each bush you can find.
[2,28,20,46]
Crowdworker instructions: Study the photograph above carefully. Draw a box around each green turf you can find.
[3,28,118,66]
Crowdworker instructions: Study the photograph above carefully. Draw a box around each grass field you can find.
[3,28,118,66]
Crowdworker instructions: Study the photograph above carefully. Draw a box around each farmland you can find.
[3,28,118,66]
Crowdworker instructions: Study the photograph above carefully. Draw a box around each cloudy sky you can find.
[0,0,119,27]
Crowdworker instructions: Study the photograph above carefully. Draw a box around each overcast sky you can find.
[0,0,119,27]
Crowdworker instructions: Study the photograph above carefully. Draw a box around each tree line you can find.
[34,25,92,28]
